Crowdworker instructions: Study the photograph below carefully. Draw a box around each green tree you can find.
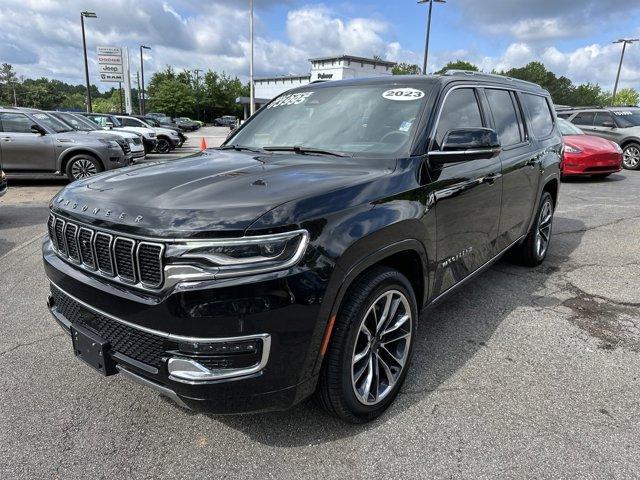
[435,60,479,75]
[568,83,609,107]
[148,79,195,117]
[0,63,18,105]
[611,87,639,106]
[392,63,421,75]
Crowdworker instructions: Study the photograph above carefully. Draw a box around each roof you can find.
[308,55,397,67]
[441,70,546,91]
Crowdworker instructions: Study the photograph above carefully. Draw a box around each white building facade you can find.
[238,55,396,118]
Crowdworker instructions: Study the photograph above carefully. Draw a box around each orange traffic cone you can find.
[200,137,207,151]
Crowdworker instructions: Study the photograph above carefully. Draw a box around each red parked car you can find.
[558,118,622,178]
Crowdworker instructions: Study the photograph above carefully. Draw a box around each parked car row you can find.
[0,107,192,182]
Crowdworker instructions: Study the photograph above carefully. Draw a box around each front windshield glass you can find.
[31,112,73,133]
[228,83,430,156]
[56,112,93,131]
[612,109,640,128]
[557,118,584,136]
[71,114,103,130]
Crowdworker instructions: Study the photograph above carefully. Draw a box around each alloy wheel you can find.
[156,139,171,153]
[535,199,553,258]
[351,289,412,406]
[71,158,98,179]
[623,146,640,169]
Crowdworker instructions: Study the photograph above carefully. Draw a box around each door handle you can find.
[482,173,500,185]
[525,158,537,167]
[1,137,12,142]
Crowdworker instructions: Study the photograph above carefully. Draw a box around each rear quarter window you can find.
[522,94,555,139]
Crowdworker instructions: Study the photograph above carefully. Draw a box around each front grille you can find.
[51,286,168,368]
[48,213,164,289]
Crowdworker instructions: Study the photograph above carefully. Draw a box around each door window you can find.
[435,88,483,149]
[521,94,554,138]
[594,112,615,127]
[486,89,523,147]
[570,112,595,126]
[0,113,34,133]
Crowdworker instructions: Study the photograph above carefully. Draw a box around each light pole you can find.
[418,0,445,75]
[80,11,97,112]
[612,38,639,105]
[249,0,255,116]
[194,69,202,121]
[139,45,151,115]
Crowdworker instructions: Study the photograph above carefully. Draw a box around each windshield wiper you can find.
[263,145,350,157]
[218,144,265,153]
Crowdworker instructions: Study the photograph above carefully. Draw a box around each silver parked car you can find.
[557,106,640,170]
[0,107,132,181]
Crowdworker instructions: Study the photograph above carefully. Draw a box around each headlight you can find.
[611,142,623,153]
[564,144,582,154]
[167,230,309,279]
[99,139,120,148]
[149,133,156,138]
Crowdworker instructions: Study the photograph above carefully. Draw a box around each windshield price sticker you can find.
[382,88,425,101]
[268,92,314,109]
[614,111,632,116]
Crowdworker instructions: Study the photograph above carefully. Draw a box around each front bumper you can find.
[562,152,622,175]
[43,239,328,413]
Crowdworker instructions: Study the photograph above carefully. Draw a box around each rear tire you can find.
[509,191,554,267]
[65,154,102,181]
[316,267,417,423]
[622,143,640,170]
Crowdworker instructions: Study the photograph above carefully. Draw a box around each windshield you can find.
[31,112,73,133]
[87,115,122,128]
[228,83,429,156]
[71,114,104,130]
[612,110,640,128]
[557,118,584,136]
[55,112,93,131]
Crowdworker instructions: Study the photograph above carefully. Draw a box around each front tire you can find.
[622,143,640,170]
[65,155,102,181]
[155,138,172,153]
[316,267,417,423]
[509,191,554,267]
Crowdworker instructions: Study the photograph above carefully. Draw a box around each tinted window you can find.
[435,88,483,148]
[571,112,595,126]
[0,113,34,133]
[594,112,614,127]
[522,94,554,138]
[612,110,640,127]
[30,112,72,133]
[486,89,522,146]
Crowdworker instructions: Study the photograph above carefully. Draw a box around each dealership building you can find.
[237,54,396,118]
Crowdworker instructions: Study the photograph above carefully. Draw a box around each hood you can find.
[51,149,394,238]
[563,134,618,152]
[114,126,154,137]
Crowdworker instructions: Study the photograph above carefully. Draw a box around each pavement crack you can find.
[0,332,65,358]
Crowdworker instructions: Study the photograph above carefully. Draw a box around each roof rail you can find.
[441,69,543,89]
[554,106,606,111]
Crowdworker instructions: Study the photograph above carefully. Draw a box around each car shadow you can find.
[561,173,626,183]
[208,215,586,446]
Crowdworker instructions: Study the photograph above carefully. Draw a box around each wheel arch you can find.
[58,148,104,174]
[620,137,640,150]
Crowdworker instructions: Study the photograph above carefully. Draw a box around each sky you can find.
[1,0,640,92]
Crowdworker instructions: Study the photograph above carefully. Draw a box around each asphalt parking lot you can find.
[1,144,639,477]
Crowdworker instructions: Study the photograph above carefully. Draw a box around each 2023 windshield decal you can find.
[267,92,314,109]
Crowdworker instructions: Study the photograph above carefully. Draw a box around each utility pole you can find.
[194,69,202,121]
[139,45,151,115]
[80,11,97,112]
[136,71,141,115]
[612,38,639,105]
[417,0,445,75]
[249,0,255,115]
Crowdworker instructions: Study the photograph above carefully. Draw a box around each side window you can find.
[522,94,554,138]
[0,113,34,133]
[570,112,595,126]
[594,112,614,127]
[435,88,483,149]
[120,118,133,126]
[87,115,107,127]
[485,89,523,147]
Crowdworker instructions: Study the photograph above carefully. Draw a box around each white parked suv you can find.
[80,113,158,154]
[116,115,182,153]
[49,112,146,161]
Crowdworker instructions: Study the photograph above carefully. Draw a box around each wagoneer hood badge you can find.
[54,196,143,223]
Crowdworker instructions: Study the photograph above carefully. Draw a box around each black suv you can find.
[43,72,561,423]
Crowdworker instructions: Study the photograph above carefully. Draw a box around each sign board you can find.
[100,72,125,82]
[97,46,122,56]
[99,64,123,74]
[98,55,122,65]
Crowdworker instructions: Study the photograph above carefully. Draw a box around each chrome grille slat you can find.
[64,223,80,262]
[47,213,164,290]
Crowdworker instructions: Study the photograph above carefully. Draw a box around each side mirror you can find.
[105,121,114,129]
[30,124,46,135]
[601,121,615,128]
[429,127,501,164]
